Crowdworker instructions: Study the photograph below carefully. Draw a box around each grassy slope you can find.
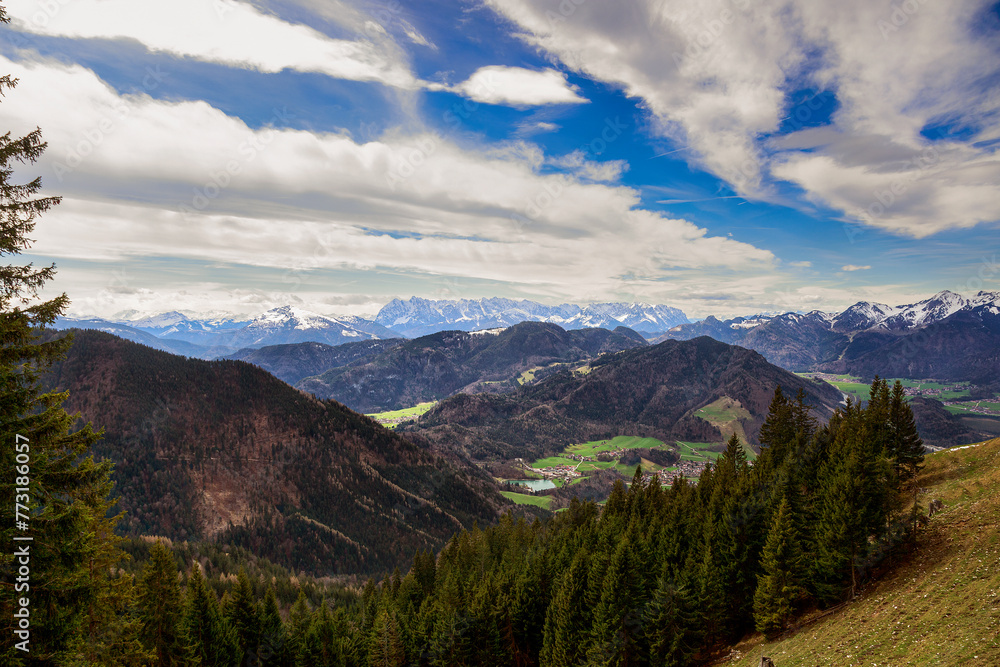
[499,490,553,509]
[717,437,1000,666]
[366,401,437,428]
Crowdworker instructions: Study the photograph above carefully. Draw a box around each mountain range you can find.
[54,305,402,359]
[403,335,845,462]
[58,290,1000,384]
[660,290,1000,379]
[373,297,690,337]
[296,322,649,413]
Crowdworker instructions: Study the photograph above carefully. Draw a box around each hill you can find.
[296,321,648,413]
[405,336,844,461]
[222,338,405,385]
[44,330,505,576]
[717,437,1000,666]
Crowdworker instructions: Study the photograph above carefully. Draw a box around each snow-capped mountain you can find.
[374,297,688,338]
[832,290,973,332]
[880,290,968,331]
[215,307,401,349]
[56,306,402,356]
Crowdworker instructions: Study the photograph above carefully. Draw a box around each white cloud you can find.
[3,55,778,315]
[548,150,628,182]
[485,0,1000,236]
[841,265,871,272]
[449,66,587,107]
[4,0,420,88]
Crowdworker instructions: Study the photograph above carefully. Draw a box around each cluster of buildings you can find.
[942,400,1000,416]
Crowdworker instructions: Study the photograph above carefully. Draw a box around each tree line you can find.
[62,379,923,667]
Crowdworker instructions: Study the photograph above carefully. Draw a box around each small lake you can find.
[503,479,556,491]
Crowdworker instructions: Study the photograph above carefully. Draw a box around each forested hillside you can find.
[407,335,843,461]
[223,338,405,385]
[115,377,936,666]
[43,329,505,575]
[297,321,647,412]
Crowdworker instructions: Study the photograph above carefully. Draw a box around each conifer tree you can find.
[645,572,697,667]
[888,381,925,485]
[137,541,187,665]
[753,498,805,637]
[259,587,287,666]
[227,569,261,665]
[368,601,406,667]
[588,537,643,666]
[183,564,236,667]
[540,549,591,667]
[285,589,311,665]
[0,12,128,660]
[300,600,345,667]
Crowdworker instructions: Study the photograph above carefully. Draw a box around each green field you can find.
[365,401,436,428]
[675,441,724,461]
[693,397,751,449]
[530,456,579,469]
[827,380,871,402]
[565,435,667,457]
[823,377,972,404]
[499,490,553,509]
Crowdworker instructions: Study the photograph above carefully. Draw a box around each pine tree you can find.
[587,537,643,666]
[183,564,236,667]
[540,549,591,667]
[753,498,805,637]
[259,587,287,666]
[368,601,406,667]
[0,17,128,661]
[887,381,926,541]
[645,571,697,667]
[137,541,187,665]
[285,589,311,665]
[227,569,261,666]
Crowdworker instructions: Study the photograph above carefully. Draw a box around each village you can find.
[509,450,710,490]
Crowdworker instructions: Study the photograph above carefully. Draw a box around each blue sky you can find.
[1,0,999,320]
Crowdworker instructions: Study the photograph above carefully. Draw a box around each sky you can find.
[1,0,999,320]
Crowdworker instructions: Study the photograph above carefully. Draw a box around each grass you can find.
[577,460,616,472]
[499,490,553,509]
[530,456,579,469]
[717,437,1000,666]
[828,380,871,402]
[365,401,436,428]
[675,441,724,461]
[694,397,752,446]
[566,436,667,457]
